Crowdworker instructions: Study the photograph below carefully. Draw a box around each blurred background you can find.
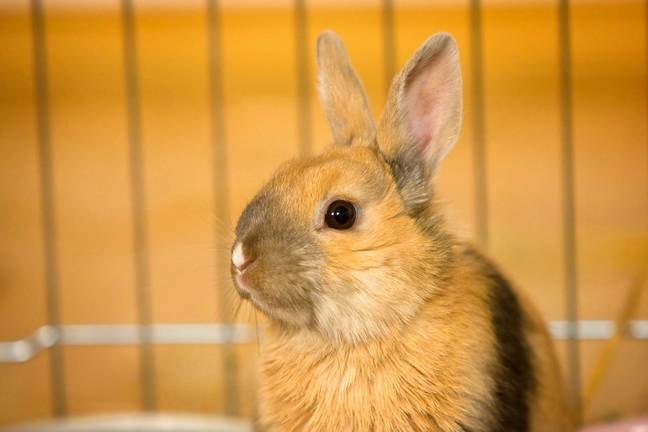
[0,0,646,429]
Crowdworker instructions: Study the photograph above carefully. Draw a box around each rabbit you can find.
[230,31,573,432]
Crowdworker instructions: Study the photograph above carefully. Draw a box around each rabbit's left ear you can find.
[317,31,376,146]
[377,34,462,210]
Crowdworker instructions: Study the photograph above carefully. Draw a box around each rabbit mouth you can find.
[233,273,252,300]
[233,278,285,322]
[231,267,317,328]
[231,270,274,311]
[232,273,269,316]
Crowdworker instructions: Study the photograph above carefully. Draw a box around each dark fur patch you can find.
[458,424,475,432]
[466,249,536,431]
[382,150,430,218]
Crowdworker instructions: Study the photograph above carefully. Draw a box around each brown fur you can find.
[258,245,571,431]
[231,32,573,431]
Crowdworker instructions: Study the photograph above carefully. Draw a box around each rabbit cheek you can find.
[233,218,323,327]
[233,253,319,328]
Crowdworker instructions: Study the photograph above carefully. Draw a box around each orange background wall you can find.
[0,0,646,426]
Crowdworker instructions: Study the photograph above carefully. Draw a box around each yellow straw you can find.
[582,274,646,416]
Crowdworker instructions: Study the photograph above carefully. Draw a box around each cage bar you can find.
[295,0,312,157]
[29,0,67,418]
[2,320,647,364]
[469,0,488,250]
[381,0,396,95]
[120,0,156,412]
[558,0,581,419]
[206,0,239,416]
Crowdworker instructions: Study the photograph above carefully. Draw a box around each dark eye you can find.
[324,200,356,230]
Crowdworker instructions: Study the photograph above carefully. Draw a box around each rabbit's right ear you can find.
[317,31,376,146]
[377,34,462,213]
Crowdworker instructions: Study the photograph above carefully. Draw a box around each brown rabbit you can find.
[230,31,573,432]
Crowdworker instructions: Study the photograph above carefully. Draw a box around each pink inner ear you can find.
[405,72,443,159]
[399,41,460,173]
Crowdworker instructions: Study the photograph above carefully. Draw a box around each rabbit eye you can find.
[324,200,356,230]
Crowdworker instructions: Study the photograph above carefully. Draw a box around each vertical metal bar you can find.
[295,0,311,157]
[558,0,581,421]
[469,0,488,250]
[30,0,67,417]
[381,0,396,96]
[206,0,238,416]
[121,0,156,411]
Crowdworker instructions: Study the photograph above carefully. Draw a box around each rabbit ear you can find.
[377,33,462,211]
[317,31,376,146]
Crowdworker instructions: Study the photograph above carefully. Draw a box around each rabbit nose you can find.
[232,242,255,274]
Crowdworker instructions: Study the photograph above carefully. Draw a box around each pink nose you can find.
[232,242,254,273]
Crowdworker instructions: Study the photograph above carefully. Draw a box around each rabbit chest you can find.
[257,296,499,432]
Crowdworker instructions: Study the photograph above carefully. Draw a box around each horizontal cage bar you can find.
[1,321,647,363]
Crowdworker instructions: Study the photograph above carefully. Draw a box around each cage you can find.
[0,0,646,430]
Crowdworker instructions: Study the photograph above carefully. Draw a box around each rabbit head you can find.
[231,31,462,344]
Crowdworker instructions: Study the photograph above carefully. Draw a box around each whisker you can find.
[386,210,409,221]
[220,279,248,323]
[213,218,235,240]
[254,311,260,354]
[232,297,245,322]
[350,241,398,252]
